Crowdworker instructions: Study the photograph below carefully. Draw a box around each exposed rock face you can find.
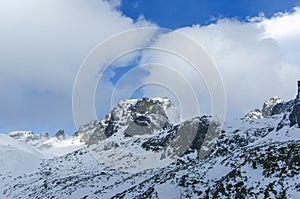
[289,81,300,127]
[124,98,171,136]
[140,116,220,158]
[78,97,177,145]
[74,98,221,172]
[169,116,221,159]
[244,97,284,120]
[55,130,66,141]
[271,99,295,116]
[244,109,263,120]
[262,97,284,117]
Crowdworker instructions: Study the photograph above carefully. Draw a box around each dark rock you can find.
[80,98,174,144]
[262,97,284,117]
[104,114,117,138]
[55,130,66,141]
[141,126,178,151]
[271,100,295,116]
[244,109,263,120]
[124,98,170,136]
[289,81,300,127]
[142,116,221,159]
[41,132,49,138]
[133,115,151,127]
[289,103,300,127]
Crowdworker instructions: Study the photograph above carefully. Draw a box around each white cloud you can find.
[0,0,153,133]
[1,0,300,133]
[261,7,300,66]
[138,8,300,118]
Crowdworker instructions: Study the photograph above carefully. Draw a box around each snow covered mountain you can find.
[74,97,220,172]
[244,97,284,120]
[1,83,300,198]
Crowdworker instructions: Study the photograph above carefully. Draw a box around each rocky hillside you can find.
[1,83,300,198]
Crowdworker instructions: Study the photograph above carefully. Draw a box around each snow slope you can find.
[1,94,300,198]
[0,134,42,197]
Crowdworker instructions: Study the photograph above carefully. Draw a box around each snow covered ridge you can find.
[244,97,284,120]
[245,81,300,129]
[1,82,300,198]
[77,97,179,144]
[76,97,221,172]
[7,130,84,158]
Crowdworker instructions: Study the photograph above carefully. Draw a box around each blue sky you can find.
[0,0,300,135]
[120,0,300,28]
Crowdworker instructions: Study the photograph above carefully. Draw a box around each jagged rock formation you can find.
[74,97,221,171]
[2,109,300,198]
[77,97,177,145]
[262,97,284,117]
[244,109,263,120]
[271,99,295,115]
[2,82,300,198]
[289,81,300,127]
[55,129,66,141]
[244,97,284,120]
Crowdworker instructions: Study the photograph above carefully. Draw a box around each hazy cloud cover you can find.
[1,0,300,134]
[0,0,151,134]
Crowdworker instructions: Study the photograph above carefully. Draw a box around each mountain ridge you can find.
[1,82,300,198]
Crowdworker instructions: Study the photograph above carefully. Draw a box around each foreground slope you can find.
[1,114,299,198]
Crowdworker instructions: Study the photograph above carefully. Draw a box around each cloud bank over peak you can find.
[0,0,153,134]
[1,1,299,134]
[137,8,300,118]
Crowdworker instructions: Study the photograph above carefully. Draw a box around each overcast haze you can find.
[1,0,300,135]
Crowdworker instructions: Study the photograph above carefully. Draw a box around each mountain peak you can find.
[78,97,180,145]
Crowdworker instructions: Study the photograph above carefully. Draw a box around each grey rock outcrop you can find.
[289,81,300,127]
[244,109,263,120]
[262,97,284,117]
[78,97,175,145]
[55,129,66,141]
[244,97,284,120]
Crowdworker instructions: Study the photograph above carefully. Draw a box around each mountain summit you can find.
[75,97,221,172]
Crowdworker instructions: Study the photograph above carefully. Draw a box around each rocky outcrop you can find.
[55,130,66,141]
[124,98,171,137]
[289,81,300,127]
[244,109,263,120]
[262,97,284,117]
[141,116,221,158]
[271,99,295,115]
[78,97,176,145]
[244,97,284,120]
